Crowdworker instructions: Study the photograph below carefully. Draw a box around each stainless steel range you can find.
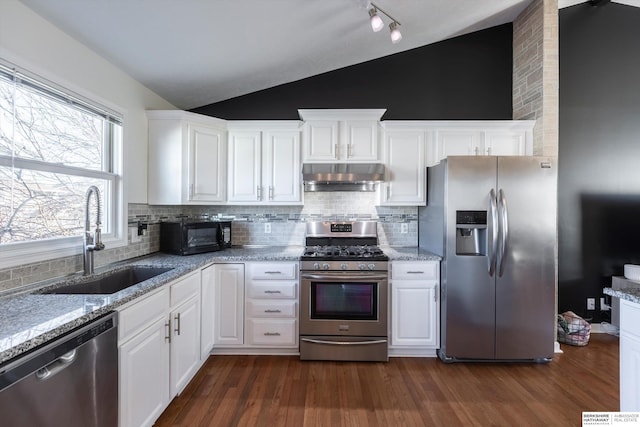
[299,221,389,362]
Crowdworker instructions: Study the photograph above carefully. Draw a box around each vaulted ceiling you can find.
[18,0,640,109]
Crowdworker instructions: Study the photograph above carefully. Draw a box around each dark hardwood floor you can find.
[155,333,619,427]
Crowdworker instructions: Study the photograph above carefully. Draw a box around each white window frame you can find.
[0,60,126,270]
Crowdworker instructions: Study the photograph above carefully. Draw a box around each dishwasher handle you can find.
[35,350,77,381]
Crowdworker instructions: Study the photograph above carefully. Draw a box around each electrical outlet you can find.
[401,223,408,234]
[600,297,610,311]
[587,297,596,310]
[264,223,271,234]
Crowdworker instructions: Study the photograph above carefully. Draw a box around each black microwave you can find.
[160,220,231,255]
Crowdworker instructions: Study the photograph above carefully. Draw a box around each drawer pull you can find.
[264,290,282,294]
[264,271,282,275]
[407,271,425,274]
[264,309,282,313]
[263,332,281,336]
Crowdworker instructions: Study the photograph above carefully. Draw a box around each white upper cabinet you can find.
[147,110,226,205]
[227,121,302,205]
[299,109,385,162]
[379,123,428,206]
[431,120,534,164]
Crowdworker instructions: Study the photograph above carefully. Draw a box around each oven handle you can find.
[300,338,388,346]
[301,273,388,281]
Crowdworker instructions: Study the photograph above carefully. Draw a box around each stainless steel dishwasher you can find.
[0,311,118,427]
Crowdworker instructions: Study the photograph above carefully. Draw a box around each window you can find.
[0,60,123,266]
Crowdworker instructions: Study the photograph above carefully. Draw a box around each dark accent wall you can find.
[190,24,513,120]
[559,3,640,322]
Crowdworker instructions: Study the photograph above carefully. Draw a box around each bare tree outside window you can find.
[0,64,121,245]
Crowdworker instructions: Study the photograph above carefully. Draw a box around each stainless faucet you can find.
[83,185,105,275]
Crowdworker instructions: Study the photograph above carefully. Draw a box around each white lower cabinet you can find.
[118,271,202,427]
[389,261,440,357]
[213,263,245,346]
[212,262,299,354]
[119,289,170,427]
[620,299,640,411]
[169,273,201,397]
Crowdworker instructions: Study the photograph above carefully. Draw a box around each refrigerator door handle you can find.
[488,188,498,277]
[497,188,509,277]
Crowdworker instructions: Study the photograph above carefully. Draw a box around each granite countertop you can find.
[0,246,303,366]
[0,245,437,365]
[382,247,441,261]
[604,287,640,304]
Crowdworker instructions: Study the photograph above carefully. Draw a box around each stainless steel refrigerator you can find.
[419,156,557,362]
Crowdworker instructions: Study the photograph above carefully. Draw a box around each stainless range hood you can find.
[302,163,385,192]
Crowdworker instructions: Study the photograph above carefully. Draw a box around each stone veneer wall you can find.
[0,192,417,292]
[513,0,559,157]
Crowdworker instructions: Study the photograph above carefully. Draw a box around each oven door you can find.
[300,271,388,337]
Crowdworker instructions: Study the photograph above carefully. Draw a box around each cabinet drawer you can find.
[118,287,169,343]
[391,261,439,280]
[246,281,297,299]
[621,299,640,338]
[170,271,200,307]
[246,319,297,346]
[247,262,297,280]
[246,300,297,318]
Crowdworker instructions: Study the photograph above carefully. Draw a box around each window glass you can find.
[0,62,121,247]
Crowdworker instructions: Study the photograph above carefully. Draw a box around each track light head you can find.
[389,21,402,44]
[369,8,384,32]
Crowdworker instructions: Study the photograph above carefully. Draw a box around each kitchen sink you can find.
[41,266,174,295]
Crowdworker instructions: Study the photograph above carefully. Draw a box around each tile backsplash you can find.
[0,192,417,292]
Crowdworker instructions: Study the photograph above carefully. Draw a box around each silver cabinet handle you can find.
[487,146,492,155]
[406,271,425,274]
[347,144,352,158]
[264,271,282,275]
[264,309,282,313]
[268,186,274,200]
[335,143,339,159]
[165,320,171,343]
[301,338,387,346]
[263,332,281,336]
[474,146,479,156]
[257,186,262,201]
[264,290,281,294]
[174,312,181,335]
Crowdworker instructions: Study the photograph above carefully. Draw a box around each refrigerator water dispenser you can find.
[455,210,487,256]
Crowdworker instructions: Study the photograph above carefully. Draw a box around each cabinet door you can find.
[170,294,201,397]
[345,120,379,161]
[119,318,170,427]
[263,130,302,203]
[200,265,215,360]
[434,129,482,161]
[303,120,338,161]
[391,280,439,347]
[483,130,527,156]
[621,333,640,411]
[213,264,245,346]
[187,124,226,202]
[380,129,426,206]
[227,130,262,202]
[620,300,640,411]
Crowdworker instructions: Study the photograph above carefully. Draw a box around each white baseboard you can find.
[590,322,619,335]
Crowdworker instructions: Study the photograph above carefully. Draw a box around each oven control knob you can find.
[340,263,348,270]
[368,263,376,271]
[313,262,320,270]
[322,263,330,270]
[358,263,366,271]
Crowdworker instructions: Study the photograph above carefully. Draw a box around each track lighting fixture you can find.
[389,21,402,44]
[369,8,384,32]
[367,3,402,43]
